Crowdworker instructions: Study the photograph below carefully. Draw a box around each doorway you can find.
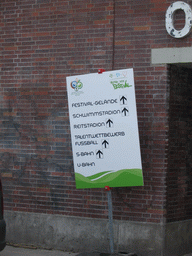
[167,64,192,222]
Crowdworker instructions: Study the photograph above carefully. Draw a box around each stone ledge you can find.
[77,253,138,256]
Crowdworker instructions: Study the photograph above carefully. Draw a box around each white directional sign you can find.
[66,69,143,189]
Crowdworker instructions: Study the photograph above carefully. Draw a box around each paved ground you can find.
[0,245,192,256]
[0,245,78,256]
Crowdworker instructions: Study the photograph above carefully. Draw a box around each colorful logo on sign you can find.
[70,79,83,91]
[109,71,132,89]
[109,71,128,79]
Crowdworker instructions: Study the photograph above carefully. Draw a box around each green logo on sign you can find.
[110,80,132,90]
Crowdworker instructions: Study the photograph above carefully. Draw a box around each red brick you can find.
[0,0,189,225]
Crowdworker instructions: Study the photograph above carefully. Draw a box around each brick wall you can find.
[1,0,192,224]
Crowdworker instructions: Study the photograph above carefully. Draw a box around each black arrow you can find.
[122,108,129,116]
[102,140,109,148]
[96,150,103,158]
[106,119,113,127]
[120,96,127,104]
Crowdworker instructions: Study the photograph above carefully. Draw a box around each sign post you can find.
[105,186,114,254]
[66,68,143,254]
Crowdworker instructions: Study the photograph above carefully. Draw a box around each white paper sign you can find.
[66,69,143,189]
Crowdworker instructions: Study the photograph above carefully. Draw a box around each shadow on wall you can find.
[0,85,74,212]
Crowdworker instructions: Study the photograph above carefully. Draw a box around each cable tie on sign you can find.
[98,69,105,74]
